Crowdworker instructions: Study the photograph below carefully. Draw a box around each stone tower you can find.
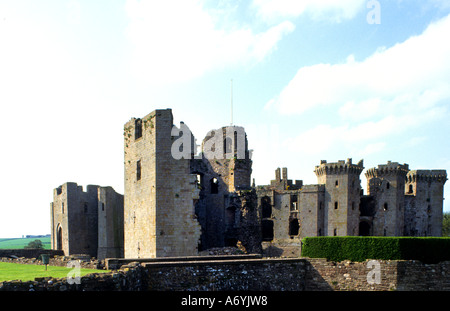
[404,170,447,236]
[314,159,364,236]
[123,109,202,258]
[191,125,253,249]
[365,161,409,236]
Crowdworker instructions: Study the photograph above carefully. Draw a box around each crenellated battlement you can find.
[406,170,448,184]
[365,161,409,179]
[314,158,364,176]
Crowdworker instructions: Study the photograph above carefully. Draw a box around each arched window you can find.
[383,203,388,211]
[408,184,413,194]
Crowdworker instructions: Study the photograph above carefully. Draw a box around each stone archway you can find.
[359,221,371,236]
[56,225,63,250]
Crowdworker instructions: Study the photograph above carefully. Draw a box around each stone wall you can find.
[1,256,450,291]
[0,249,63,259]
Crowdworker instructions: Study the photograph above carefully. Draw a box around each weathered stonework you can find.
[50,183,123,259]
[50,108,447,262]
[124,109,201,258]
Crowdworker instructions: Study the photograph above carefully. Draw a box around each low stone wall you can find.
[0,249,63,259]
[1,256,450,291]
[1,254,104,270]
[144,258,306,291]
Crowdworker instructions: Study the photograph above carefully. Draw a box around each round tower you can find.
[314,158,364,236]
[365,161,409,236]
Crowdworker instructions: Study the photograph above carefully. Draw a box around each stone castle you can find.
[50,109,447,259]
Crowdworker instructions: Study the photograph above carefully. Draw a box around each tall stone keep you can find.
[365,161,409,236]
[123,109,201,258]
[314,159,364,236]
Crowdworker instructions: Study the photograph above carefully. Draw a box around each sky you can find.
[0,0,449,237]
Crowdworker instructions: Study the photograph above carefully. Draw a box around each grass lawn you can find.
[0,262,110,282]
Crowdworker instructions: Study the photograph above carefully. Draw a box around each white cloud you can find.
[268,13,450,117]
[252,0,366,23]
[125,0,295,84]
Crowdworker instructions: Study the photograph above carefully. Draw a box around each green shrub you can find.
[301,236,450,263]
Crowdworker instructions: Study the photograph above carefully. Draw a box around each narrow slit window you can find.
[136,160,141,181]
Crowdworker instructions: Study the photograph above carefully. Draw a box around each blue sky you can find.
[0,0,449,237]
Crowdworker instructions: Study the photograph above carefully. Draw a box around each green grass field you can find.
[0,262,109,282]
[0,237,51,249]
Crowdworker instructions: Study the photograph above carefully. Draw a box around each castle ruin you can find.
[50,108,448,259]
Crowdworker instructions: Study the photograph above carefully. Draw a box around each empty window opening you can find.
[262,220,274,241]
[101,202,105,211]
[210,178,219,194]
[333,228,337,236]
[335,180,339,187]
[289,218,299,236]
[136,160,141,181]
[334,201,339,209]
[135,119,142,140]
[57,226,63,250]
[386,182,390,189]
[261,196,272,218]
[408,184,413,194]
[383,203,388,211]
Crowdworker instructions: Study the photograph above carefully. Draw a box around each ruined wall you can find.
[98,187,124,260]
[124,109,201,258]
[51,183,99,257]
[192,125,253,250]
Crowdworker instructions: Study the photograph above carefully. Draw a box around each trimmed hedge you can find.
[301,236,450,263]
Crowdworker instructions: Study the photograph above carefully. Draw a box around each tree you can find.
[25,239,44,249]
[443,212,450,237]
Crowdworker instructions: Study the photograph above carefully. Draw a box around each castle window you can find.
[408,184,413,194]
[101,202,105,211]
[386,182,390,190]
[261,196,272,218]
[335,180,339,187]
[334,201,338,209]
[289,218,299,236]
[318,228,322,236]
[62,202,64,214]
[135,119,142,140]
[210,178,219,194]
[136,160,141,181]
[383,203,388,211]
[333,228,337,236]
